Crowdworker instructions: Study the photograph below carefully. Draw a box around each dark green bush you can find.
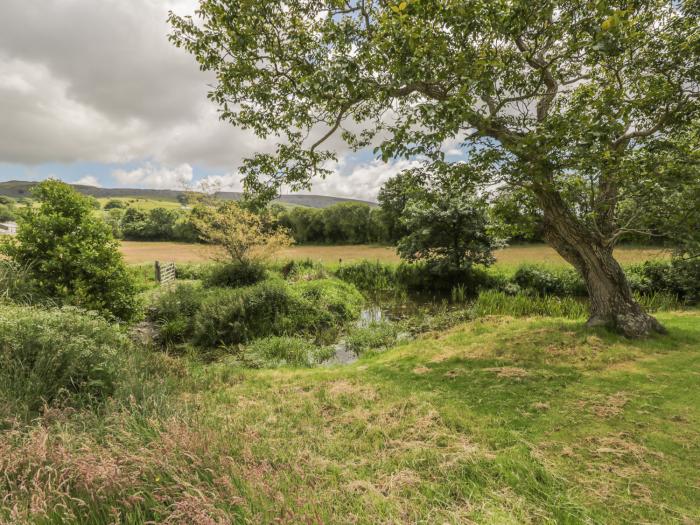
[0,305,128,418]
[280,258,328,281]
[292,278,364,325]
[513,264,587,296]
[204,260,266,288]
[243,336,334,368]
[335,260,397,292]
[149,283,207,345]
[627,258,700,304]
[192,278,363,349]
[175,263,209,280]
[193,279,298,348]
[396,262,495,295]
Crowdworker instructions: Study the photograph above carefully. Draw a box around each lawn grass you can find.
[2,310,698,523]
[120,241,669,267]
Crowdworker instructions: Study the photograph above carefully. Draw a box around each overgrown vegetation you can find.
[0,180,138,321]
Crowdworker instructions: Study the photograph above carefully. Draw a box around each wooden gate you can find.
[155,261,176,285]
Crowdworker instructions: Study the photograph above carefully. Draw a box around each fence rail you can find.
[155,261,176,285]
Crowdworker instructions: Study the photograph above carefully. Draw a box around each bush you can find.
[345,321,399,356]
[0,305,128,418]
[192,278,364,349]
[204,260,266,288]
[280,258,328,281]
[175,263,209,280]
[292,278,364,325]
[396,261,495,295]
[0,180,138,321]
[472,290,588,319]
[149,283,207,345]
[335,260,397,292]
[627,258,700,304]
[513,264,587,296]
[243,336,334,368]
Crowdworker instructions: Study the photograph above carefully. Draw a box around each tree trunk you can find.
[535,186,666,338]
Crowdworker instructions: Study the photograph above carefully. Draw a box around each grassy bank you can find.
[1,310,698,523]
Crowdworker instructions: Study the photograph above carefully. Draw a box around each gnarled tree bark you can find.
[534,183,666,338]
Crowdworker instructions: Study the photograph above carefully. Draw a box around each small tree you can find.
[0,180,137,321]
[191,201,292,263]
[397,184,498,269]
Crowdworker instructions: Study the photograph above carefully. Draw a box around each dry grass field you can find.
[120,241,669,267]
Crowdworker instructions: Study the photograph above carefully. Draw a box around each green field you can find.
[121,241,669,268]
[2,310,698,523]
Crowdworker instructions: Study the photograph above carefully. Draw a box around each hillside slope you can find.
[0,180,377,208]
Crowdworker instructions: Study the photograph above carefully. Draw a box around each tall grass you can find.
[472,290,589,319]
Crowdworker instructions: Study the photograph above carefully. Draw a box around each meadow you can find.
[121,241,670,267]
[2,308,698,523]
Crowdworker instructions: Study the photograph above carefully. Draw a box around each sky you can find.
[0,0,443,201]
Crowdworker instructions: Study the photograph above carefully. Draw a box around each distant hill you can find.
[0,181,376,209]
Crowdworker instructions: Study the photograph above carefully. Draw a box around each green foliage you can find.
[104,199,127,210]
[279,258,328,281]
[335,260,397,293]
[513,264,588,297]
[275,202,390,245]
[293,278,364,326]
[626,258,700,304]
[175,263,209,280]
[120,207,197,242]
[0,180,138,321]
[0,260,43,306]
[396,261,495,295]
[345,322,399,356]
[243,336,334,368]
[472,290,589,319]
[203,260,267,288]
[0,305,128,419]
[149,283,207,345]
[192,278,362,349]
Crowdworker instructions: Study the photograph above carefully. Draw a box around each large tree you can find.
[170,1,699,336]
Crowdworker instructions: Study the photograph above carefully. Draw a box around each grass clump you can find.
[149,282,207,345]
[203,260,266,288]
[345,321,400,356]
[192,278,363,349]
[0,305,129,419]
[243,336,334,368]
[472,290,589,318]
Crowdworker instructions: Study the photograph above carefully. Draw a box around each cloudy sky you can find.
[0,0,441,201]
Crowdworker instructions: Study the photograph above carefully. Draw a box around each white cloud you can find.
[75,175,101,187]
[305,158,422,201]
[112,163,193,189]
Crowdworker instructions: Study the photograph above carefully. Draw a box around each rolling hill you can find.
[0,180,376,209]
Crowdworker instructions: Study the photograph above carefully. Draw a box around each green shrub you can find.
[204,260,266,288]
[192,278,363,349]
[0,305,128,418]
[345,321,399,356]
[175,263,209,281]
[193,280,299,348]
[280,258,328,281]
[396,261,495,295]
[149,283,207,345]
[292,278,364,325]
[472,290,588,319]
[0,260,43,305]
[335,260,397,292]
[513,264,587,297]
[243,336,334,368]
[0,180,138,321]
[627,258,700,304]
